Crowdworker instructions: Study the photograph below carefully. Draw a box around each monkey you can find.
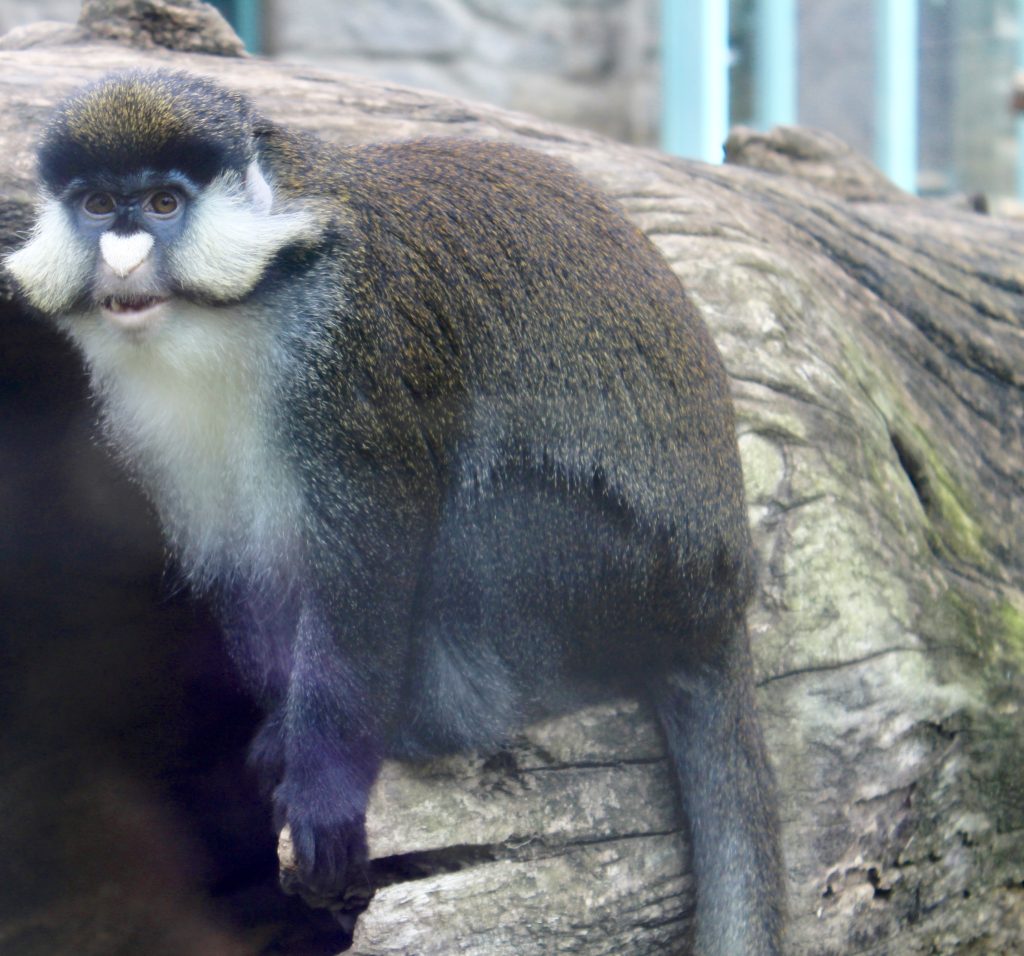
[6,70,784,954]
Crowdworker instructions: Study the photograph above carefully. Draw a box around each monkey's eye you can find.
[146,190,181,217]
[82,192,116,217]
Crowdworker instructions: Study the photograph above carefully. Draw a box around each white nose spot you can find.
[100,231,154,277]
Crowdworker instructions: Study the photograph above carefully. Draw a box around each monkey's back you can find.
[269,134,755,668]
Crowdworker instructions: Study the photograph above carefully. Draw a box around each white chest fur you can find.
[62,302,303,586]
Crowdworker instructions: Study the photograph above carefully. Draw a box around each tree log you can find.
[0,4,1022,954]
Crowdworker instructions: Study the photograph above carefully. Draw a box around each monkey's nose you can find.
[100,231,154,277]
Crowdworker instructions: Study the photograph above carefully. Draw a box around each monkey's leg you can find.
[388,503,527,760]
[650,640,784,956]
[391,625,522,759]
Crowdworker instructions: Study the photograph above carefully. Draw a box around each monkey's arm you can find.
[269,597,389,896]
[260,356,443,895]
[257,520,420,895]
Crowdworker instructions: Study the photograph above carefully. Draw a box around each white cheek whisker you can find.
[4,198,92,314]
[169,166,314,302]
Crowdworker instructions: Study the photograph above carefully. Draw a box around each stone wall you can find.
[263,0,661,146]
[0,0,79,36]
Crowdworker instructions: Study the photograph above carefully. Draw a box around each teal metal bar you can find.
[210,0,262,53]
[232,0,262,53]
[661,0,730,162]
[875,0,919,192]
[755,0,797,128]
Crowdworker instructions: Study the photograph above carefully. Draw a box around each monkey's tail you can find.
[650,645,785,956]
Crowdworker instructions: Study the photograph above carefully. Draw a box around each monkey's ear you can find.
[244,159,274,216]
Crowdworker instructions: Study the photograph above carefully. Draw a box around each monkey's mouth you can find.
[100,295,169,327]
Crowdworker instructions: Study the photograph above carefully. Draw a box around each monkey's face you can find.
[7,159,312,335]
[5,71,314,337]
[65,173,188,329]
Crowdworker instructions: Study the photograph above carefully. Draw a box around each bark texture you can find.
[1,5,1022,955]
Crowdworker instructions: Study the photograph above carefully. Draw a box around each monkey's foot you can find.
[276,812,369,903]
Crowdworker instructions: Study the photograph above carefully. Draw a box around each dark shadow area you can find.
[0,304,349,955]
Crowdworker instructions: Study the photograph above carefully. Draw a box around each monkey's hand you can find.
[274,789,369,901]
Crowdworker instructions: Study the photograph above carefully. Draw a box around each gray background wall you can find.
[2,0,1019,200]
[261,0,662,146]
